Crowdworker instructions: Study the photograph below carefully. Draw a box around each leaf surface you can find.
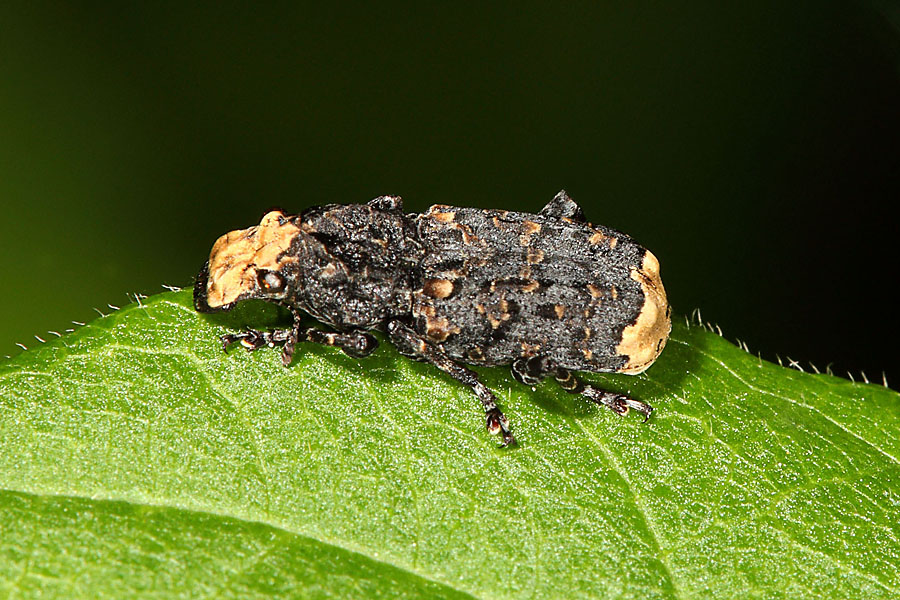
[1,291,898,599]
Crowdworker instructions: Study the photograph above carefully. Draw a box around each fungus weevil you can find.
[193,191,671,446]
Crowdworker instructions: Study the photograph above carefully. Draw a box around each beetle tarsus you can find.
[486,408,516,446]
[582,387,654,422]
[549,367,654,422]
[625,397,653,422]
[388,320,516,447]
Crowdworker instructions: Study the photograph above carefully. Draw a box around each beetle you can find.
[193,191,671,445]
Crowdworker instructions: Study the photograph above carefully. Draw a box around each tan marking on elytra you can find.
[492,216,502,228]
[436,218,482,246]
[611,286,618,300]
[583,326,592,340]
[454,222,482,245]
[587,284,603,299]
[426,205,456,223]
[617,250,671,374]
[426,315,461,342]
[582,348,593,360]
[423,278,454,299]
[519,220,542,246]
[320,262,341,279]
[475,304,486,314]
[441,267,466,281]
[487,300,512,329]
[467,346,485,360]
[589,231,607,245]
[527,247,545,264]
[499,299,513,321]
[554,304,565,319]
[412,303,436,321]
[519,265,532,280]
[609,237,618,249]
[521,280,540,293]
[520,342,541,356]
[206,210,302,308]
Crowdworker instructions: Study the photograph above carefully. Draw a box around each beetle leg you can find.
[222,324,378,366]
[511,355,554,386]
[302,329,379,359]
[554,368,653,422]
[387,320,515,446]
[282,326,379,366]
[221,328,294,352]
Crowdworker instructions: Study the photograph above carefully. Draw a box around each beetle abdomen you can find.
[412,205,670,373]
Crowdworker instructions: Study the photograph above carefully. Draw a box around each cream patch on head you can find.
[616,250,671,374]
[205,211,301,307]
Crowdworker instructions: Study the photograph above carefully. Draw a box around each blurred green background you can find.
[2,2,898,385]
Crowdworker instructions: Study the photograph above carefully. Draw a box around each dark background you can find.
[2,2,898,386]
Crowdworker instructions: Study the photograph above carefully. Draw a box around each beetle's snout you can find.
[193,262,235,313]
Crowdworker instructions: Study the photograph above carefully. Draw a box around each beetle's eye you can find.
[257,270,285,292]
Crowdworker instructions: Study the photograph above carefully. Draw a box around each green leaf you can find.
[1,290,898,599]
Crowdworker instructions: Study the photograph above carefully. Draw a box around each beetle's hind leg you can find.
[514,356,653,421]
[554,368,653,422]
[387,320,515,446]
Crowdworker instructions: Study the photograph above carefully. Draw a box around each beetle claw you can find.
[625,398,654,423]
[486,409,516,447]
[220,333,238,352]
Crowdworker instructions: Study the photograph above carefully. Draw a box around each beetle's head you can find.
[194,210,308,313]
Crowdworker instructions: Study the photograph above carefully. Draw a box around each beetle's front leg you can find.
[221,323,300,366]
[386,320,515,446]
[222,319,378,366]
[221,328,294,353]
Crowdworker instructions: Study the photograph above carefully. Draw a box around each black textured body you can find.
[411,206,646,373]
[281,201,423,330]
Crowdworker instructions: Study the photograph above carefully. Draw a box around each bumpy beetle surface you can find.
[194,191,671,445]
